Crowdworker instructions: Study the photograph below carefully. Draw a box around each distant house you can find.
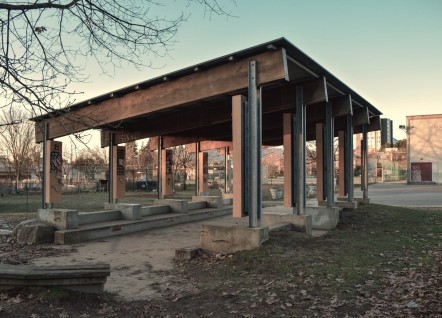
[0,156,12,183]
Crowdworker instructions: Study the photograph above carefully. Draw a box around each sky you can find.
[70,0,442,145]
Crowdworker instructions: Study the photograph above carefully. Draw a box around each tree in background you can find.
[0,108,39,191]
[262,147,283,185]
[72,146,107,182]
[125,141,139,190]
[138,141,157,179]
[0,1,232,125]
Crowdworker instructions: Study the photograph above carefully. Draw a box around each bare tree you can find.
[172,145,194,190]
[0,108,37,191]
[0,1,233,125]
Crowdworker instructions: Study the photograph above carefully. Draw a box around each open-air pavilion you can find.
[31,38,382,250]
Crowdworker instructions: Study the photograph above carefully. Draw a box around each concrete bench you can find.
[0,263,110,294]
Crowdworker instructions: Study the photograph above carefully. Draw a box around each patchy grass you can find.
[173,204,442,317]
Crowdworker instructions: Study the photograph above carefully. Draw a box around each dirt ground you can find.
[32,217,216,301]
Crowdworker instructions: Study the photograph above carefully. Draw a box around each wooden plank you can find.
[331,95,352,117]
[187,141,233,152]
[352,107,370,126]
[303,76,328,105]
[368,116,381,132]
[36,49,288,142]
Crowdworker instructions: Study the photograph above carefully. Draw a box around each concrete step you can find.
[142,205,170,216]
[78,210,121,225]
[54,206,232,245]
[188,201,207,211]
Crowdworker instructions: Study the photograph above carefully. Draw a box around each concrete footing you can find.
[200,223,269,254]
[38,209,79,230]
[305,207,340,230]
[355,197,370,205]
[334,201,358,210]
[262,213,312,234]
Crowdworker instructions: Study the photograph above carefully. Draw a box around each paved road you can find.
[353,182,442,207]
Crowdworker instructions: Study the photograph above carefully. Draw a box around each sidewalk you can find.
[354,182,442,207]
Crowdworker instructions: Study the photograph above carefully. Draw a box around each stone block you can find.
[175,247,201,260]
[262,213,312,234]
[153,199,188,213]
[305,207,340,230]
[38,209,79,230]
[200,224,268,254]
[192,196,222,208]
[13,219,54,245]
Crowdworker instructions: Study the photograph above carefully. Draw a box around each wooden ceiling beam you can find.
[36,49,288,142]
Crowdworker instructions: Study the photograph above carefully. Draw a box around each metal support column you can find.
[294,86,305,215]
[108,132,114,204]
[157,136,163,200]
[195,142,200,196]
[325,102,335,207]
[224,146,229,193]
[346,115,354,202]
[41,123,48,209]
[362,124,368,199]
[248,61,262,228]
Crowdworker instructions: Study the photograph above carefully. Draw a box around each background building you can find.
[381,118,394,146]
[406,114,442,184]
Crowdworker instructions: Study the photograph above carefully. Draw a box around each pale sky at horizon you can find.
[69,0,442,146]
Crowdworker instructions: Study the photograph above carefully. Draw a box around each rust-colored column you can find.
[162,149,173,197]
[44,140,63,207]
[232,95,246,217]
[198,151,209,195]
[338,131,346,197]
[112,145,126,202]
[283,113,293,208]
[316,123,324,204]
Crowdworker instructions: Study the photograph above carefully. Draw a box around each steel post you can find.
[248,61,262,227]
[346,115,354,202]
[195,142,200,196]
[157,136,163,199]
[362,124,369,199]
[108,133,114,203]
[41,123,48,209]
[295,86,305,215]
[325,102,335,207]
